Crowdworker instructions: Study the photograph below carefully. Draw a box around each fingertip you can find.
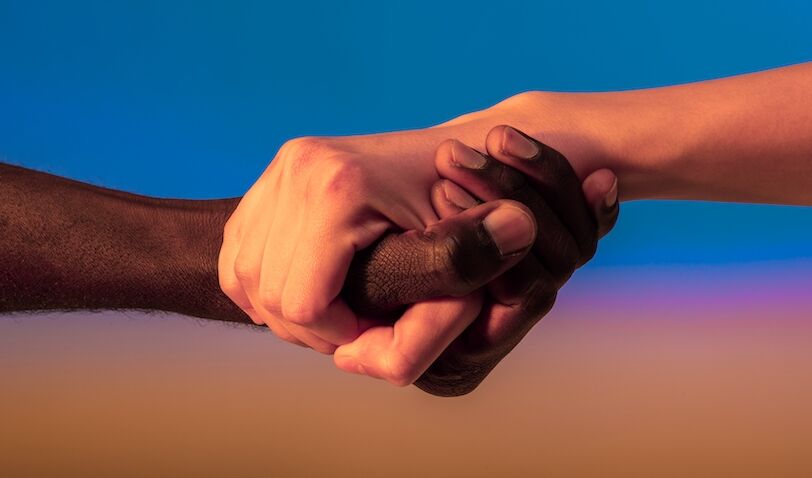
[434,138,458,169]
[482,201,537,256]
[485,124,511,159]
[435,179,479,215]
[582,169,617,208]
[431,180,462,219]
[582,169,620,237]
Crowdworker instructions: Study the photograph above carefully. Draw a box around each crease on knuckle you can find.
[315,157,365,197]
[218,272,242,297]
[384,349,420,387]
[233,256,259,284]
[580,235,599,264]
[547,231,580,276]
[281,300,323,326]
[258,289,281,316]
[492,163,527,194]
[282,136,331,177]
[414,353,493,397]
[522,281,558,318]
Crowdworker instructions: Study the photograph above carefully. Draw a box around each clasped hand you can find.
[219,97,619,396]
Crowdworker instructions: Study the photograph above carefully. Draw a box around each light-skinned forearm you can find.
[509,62,812,204]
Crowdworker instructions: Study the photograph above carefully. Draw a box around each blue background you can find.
[2,0,811,266]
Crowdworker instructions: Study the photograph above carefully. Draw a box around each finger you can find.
[414,263,560,397]
[218,186,271,326]
[430,179,480,218]
[334,294,483,387]
[433,139,581,279]
[219,210,308,346]
[230,184,334,351]
[485,125,599,264]
[343,199,536,316]
[582,168,620,238]
[243,235,334,351]
[431,178,550,308]
[280,204,389,346]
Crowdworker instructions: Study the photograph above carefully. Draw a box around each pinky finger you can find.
[581,168,620,238]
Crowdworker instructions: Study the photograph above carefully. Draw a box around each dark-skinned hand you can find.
[339,125,619,396]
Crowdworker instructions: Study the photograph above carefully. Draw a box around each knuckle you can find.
[523,282,558,318]
[384,351,419,387]
[580,234,599,263]
[280,135,322,157]
[281,136,331,175]
[311,342,338,355]
[222,217,240,240]
[551,232,581,274]
[491,162,527,194]
[281,301,323,326]
[414,354,492,397]
[257,289,281,315]
[314,156,365,197]
[217,272,242,297]
[233,256,259,284]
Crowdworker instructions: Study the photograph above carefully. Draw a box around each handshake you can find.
[2,63,809,397]
[219,120,619,396]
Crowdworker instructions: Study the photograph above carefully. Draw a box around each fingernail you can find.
[502,126,539,159]
[442,181,479,210]
[451,140,487,169]
[483,206,535,255]
[604,177,618,208]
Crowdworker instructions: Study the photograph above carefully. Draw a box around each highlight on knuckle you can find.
[257,289,281,316]
[384,351,419,387]
[218,272,242,297]
[281,301,323,326]
[233,256,259,284]
[281,136,330,176]
[314,156,365,197]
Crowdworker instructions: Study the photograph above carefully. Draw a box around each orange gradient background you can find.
[3,262,811,477]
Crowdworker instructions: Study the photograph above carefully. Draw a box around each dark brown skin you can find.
[0,163,247,322]
[345,128,619,396]
[0,138,617,396]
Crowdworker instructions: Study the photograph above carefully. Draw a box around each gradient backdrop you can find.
[2,1,812,476]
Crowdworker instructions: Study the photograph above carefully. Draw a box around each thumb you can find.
[342,200,536,316]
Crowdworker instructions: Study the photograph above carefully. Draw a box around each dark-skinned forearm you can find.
[0,163,250,323]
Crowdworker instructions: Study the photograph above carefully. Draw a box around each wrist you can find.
[493,90,679,201]
[139,197,249,323]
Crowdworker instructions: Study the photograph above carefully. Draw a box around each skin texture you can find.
[521,62,812,203]
[0,163,246,321]
[218,93,620,386]
[0,157,615,398]
[5,62,809,396]
[222,62,812,393]
[338,127,618,395]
